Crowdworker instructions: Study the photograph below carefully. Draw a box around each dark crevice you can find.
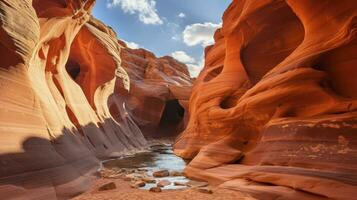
[86,135,95,147]
[157,99,185,138]
[65,59,81,81]
[220,96,238,109]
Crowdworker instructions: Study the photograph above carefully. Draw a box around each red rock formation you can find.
[0,0,191,199]
[110,44,193,138]
[174,0,357,199]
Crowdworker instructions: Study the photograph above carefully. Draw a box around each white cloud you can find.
[187,56,204,77]
[183,22,221,46]
[178,12,186,18]
[107,0,163,25]
[171,51,195,63]
[171,35,180,41]
[187,64,203,77]
[171,51,204,77]
[124,41,140,49]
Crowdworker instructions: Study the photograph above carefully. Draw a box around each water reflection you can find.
[103,143,190,190]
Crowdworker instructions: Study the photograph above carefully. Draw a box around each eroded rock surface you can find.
[0,0,191,199]
[110,42,193,138]
[174,0,357,199]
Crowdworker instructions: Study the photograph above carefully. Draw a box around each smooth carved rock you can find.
[174,0,357,199]
[0,0,191,199]
[111,42,193,139]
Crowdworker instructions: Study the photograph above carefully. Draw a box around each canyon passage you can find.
[0,0,356,200]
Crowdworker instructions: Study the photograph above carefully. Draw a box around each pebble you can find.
[157,180,171,187]
[142,177,156,183]
[98,182,116,191]
[196,187,213,194]
[149,187,162,193]
[174,181,186,186]
[170,170,184,177]
[131,181,146,188]
[153,170,169,177]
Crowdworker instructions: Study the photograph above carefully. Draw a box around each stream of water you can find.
[103,143,190,190]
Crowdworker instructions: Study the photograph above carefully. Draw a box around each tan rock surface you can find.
[0,0,191,199]
[174,0,357,199]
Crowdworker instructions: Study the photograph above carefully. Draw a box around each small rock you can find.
[157,180,171,187]
[174,181,186,186]
[170,170,183,176]
[112,167,123,173]
[99,169,115,178]
[142,177,156,183]
[137,168,149,172]
[186,180,209,188]
[107,174,123,179]
[98,182,116,191]
[131,180,146,188]
[153,170,169,177]
[149,187,162,193]
[125,173,143,181]
[196,187,213,194]
[123,176,132,181]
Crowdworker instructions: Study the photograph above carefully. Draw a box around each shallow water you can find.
[103,143,190,190]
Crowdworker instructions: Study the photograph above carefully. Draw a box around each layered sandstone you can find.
[0,0,190,199]
[174,0,357,199]
[110,43,192,138]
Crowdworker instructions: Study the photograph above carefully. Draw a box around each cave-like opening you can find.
[65,59,81,81]
[157,99,185,138]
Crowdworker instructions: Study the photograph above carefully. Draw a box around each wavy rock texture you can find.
[174,0,357,199]
[0,0,191,199]
[110,43,193,138]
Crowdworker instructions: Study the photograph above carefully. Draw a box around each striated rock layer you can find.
[0,0,191,199]
[174,0,357,199]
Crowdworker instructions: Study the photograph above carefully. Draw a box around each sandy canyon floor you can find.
[73,141,255,200]
[72,178,255,200]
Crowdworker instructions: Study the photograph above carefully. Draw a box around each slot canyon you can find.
[0,0,356,200]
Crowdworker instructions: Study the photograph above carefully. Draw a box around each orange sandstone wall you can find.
[0,0,191,199]
[174,0,357,199]
[110,44,193,138]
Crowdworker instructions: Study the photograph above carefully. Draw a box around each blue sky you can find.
[93,0,231,77]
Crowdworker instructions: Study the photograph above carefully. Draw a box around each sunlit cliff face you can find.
[0,0,145,198]
[174,0,357,199]
[0,0,193,198]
